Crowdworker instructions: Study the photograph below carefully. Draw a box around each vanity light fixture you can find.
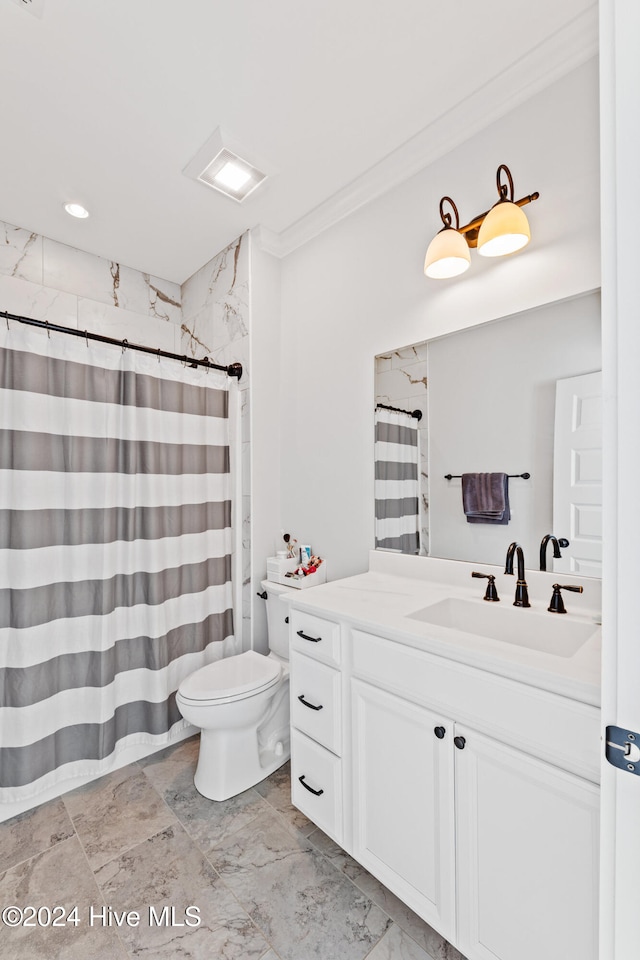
[63,202,90,219]
[424,164,539,279]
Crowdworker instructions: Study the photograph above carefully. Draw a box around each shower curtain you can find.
[0,324,239,803]
[374,407,420,554]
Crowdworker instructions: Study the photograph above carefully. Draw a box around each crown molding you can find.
[254,6,598,260]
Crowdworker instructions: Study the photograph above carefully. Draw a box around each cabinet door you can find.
[455,725,599,960]
[351,680,455,939]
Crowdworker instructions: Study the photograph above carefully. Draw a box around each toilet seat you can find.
[177,650,282,704]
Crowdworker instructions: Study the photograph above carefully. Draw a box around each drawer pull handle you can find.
[298,775,324,796]
[297,629,322,643]
[298,694,324,712]
[454,735,466,750]
[434,726,446,739]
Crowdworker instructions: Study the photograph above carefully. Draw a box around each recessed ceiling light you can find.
[64,202,90,219]
[183,128,268,203]
[198,149,266,202]
[214,161,253,192]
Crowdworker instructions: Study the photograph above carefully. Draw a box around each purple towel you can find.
[462,473,510,525]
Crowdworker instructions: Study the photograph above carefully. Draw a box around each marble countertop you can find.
[283,555,601,708]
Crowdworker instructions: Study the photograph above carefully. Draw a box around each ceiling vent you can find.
[9,0,45,17]
[183,128,267,203]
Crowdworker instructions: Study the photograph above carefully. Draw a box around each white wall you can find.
[279,59,601,581]
[427,292,601,566]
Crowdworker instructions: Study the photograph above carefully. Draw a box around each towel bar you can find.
[444,472,531,480]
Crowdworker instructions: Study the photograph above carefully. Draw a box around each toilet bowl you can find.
[176,579,292,801]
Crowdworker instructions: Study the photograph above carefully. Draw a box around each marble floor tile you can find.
[0,797,74,874]
[137,734,199,776]
[254,761,316,837]
[352,872,465,960]
[0,835,127,960]
[365,923,436,960]
[208,808,391,960]
[141,738,273,852]
[307,828,466,960]
[63,764,176,871]
[94,822,273,960]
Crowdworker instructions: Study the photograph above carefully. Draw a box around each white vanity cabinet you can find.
[288,602,601,960]
[351,678,456,940]
[454,725,599,960]
[289,609,344,842]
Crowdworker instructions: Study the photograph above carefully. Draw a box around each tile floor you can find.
[0,737,466,960]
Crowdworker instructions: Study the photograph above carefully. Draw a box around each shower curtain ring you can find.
[122,338,128,353]
[182,355,187,368]
[85,330,89,348]
[204,355,210,374]
[157,347,161,363]
[4,312,9,330]
[45,321,50,339]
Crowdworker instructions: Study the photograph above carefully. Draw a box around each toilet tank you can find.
[261,580,293,660]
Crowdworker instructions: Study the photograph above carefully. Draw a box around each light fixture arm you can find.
[497,163,514,201]
[439,196,461,230]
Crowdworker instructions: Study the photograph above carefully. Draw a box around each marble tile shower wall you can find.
[375,343,429,555]
[0,219,182,350]
[0,219,252,646]
[179,233,251,646]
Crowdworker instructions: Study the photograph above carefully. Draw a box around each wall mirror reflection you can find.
[374,291,602,577]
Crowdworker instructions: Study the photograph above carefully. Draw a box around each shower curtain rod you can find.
[376,402,423,421]
[1,310,243,378]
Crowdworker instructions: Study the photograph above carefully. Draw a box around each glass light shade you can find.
[424,227,471,279]
[477,201,530,257]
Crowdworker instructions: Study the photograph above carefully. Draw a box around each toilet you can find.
[176,579,292,801]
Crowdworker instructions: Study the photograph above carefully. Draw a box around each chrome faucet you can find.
[504,542,531,607]
[539,534,570,571]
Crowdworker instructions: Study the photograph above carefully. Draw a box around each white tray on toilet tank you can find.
[266,558,327,589]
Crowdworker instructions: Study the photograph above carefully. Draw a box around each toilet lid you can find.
[178,651,281,702]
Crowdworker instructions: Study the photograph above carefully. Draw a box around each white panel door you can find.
[600,3,640,958]
[351,680,456,940]
[455,725,599,960]
[553,370,602,577]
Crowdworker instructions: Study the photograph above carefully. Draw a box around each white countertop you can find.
[282,554,601,707]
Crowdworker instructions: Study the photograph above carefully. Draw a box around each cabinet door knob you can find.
[298,775,324,796]
[454,735,466,750]
[285,616,289,624]
[434,726,446,739]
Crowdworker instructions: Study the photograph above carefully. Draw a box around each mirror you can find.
[374,291,602,577]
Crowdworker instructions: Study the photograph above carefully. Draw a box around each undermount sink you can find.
[407,597,596,658]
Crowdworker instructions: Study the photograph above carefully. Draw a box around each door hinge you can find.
[605,725,640,774]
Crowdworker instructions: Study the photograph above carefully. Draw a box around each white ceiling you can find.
[0,0,597,284]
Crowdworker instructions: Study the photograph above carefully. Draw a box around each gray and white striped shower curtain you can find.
[0,325,239,803]
[374,407,420,554]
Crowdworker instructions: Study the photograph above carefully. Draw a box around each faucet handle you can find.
[471,572,500,602]
[548,583,584,614]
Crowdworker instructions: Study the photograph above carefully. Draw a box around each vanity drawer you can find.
[290,651,342,755]
[291,729,343,843]
[290,609,341,666]
[351,628,601,783]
